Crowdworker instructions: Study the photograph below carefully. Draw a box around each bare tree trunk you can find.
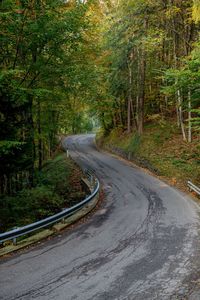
[136,95,139,127]
[177,89,187,141]
[135,47,140,129]
[127,98,131,133]
[176,104,180,127]
[188,89,192,143]
[37,99,42,170]
[119,105,123,126]
[127,54,133,133]
[138,47,146,135]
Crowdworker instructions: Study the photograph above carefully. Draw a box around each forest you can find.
[0,0,200,223]
[0,0,100,196]
[96,0,200,190]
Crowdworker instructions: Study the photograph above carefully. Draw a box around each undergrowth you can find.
[97,121,200,191]
[0,153,86,232]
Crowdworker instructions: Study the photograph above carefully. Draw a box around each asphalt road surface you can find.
[1,134,200,300]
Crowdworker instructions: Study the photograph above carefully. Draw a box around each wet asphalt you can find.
[0,134,200,300]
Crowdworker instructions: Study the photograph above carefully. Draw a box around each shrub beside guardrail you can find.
[0,170,99,245]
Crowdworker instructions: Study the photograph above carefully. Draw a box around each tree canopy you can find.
[0,0,101,194]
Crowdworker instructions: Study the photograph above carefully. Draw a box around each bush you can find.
[0,186,63,231]
[126,134,141,153]
[0,153,86,232]
[38,154,71,193]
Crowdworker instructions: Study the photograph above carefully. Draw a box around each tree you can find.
[0,0,101,194]
[97,0,199,142]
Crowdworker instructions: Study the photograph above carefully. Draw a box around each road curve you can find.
[1,134,200,300]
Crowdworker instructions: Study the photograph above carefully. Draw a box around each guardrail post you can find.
[61,208,66,223]
[12,227,19,245]
[187,181,200,196]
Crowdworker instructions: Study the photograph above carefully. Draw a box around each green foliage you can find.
[1,186,63,227]
[163,42,200,132]
[0,0,101,195]
[0,141,25,155]
[95,0,200,142]
[38,154,71,194]
[0,153,85,232]
[126,134,141,153]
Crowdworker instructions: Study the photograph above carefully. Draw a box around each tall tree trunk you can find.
[127,98,131,133]
[27,97,35,186]
[177,89,187,141]
[127,54,133,133]
[37,99,42,170]
[188,89,192,143]
[138,47,146,135]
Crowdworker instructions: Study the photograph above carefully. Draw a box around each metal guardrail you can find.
[0,170,100,244]
[188,181,200,196]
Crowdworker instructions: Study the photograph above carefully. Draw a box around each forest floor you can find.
[97,120,200,197]
[0,152,87,233]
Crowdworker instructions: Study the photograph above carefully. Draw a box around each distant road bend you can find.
[1,134,200,300]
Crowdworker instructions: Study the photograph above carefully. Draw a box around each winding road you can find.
[1,134,200,300]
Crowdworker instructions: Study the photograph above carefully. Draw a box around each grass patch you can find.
[0,153,87,232]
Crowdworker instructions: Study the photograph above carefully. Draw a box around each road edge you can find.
[95,140,200,205]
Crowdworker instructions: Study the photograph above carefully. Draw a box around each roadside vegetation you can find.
[97,120,200,191]
[0,152,87,232]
